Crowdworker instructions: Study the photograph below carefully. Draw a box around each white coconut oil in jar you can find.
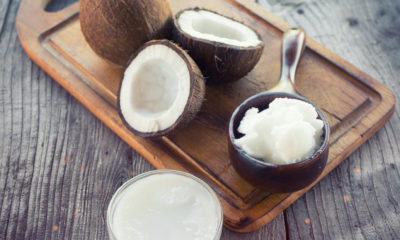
[107,170,223,240]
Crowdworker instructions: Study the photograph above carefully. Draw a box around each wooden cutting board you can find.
[16,0,395,232]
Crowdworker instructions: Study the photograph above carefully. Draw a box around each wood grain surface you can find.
[1,0,399,239]
[15,0,395,232]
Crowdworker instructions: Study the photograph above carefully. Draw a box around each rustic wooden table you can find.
[1,0,399,239]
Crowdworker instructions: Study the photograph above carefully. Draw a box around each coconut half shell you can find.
[173,8,265,84]
[80,0,173,67]
[118,40,205,138]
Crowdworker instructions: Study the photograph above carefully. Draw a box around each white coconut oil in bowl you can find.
[228,28,330,193]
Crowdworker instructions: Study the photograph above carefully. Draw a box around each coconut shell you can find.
[173,8,264,84]
[80,0,173,67]
[117,40,206,138]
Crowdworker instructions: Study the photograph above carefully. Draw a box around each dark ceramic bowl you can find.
[228,92,330,193]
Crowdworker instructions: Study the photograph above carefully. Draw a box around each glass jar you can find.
[107,169,223,240]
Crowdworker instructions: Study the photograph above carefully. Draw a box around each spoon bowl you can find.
[228,29,330,193]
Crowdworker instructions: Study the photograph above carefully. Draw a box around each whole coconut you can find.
[80,0,173,66]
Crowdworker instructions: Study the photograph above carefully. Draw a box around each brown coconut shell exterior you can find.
[117,40,206,138]
[80,0,173,67]
[173,8,265,84]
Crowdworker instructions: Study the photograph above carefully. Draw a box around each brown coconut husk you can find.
[80,0,173,67]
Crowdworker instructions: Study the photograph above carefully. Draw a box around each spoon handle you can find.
[269,28,306,93]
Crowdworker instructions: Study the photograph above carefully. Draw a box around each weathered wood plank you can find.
[0,1,153,239]
[0,0,399,239]
[1,0,285,239]
[256,0,400,239]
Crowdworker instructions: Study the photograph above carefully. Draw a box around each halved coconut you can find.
[173,8,264,83]
[118,40,205,137]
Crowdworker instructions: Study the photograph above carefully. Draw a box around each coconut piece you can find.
[80,0,173,67]
[173,8,264,83]
[118,40,205,138]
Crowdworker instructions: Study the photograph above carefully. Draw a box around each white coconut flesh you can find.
[178,10,262,47]
[119,44,191,133]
